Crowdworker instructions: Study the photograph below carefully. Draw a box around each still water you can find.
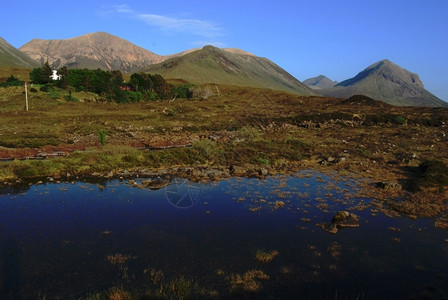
[0,171,447,299]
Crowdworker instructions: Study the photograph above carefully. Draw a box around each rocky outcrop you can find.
[319,211,360,234]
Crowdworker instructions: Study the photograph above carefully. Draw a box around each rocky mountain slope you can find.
[319,60,447,107]
[0,37,38,68]
[19,32,164,73]
[303,75,338,89]
[143,45,316,96]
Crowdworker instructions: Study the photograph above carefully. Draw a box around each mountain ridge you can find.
[320,59,447,107]
[19,32,164,73]
[0,37,39,68]
[143,45,316,96]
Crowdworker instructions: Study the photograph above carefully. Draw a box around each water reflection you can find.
[165,178,202,209]
[0,171,446,299]
[0,239,21,300]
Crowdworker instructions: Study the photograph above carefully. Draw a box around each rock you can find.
[191,169,202,177]
[332,211,360,228]
[230,165,246,176]
[320,156,339,165]
[327,156,336,163]
[319,210,360,234]
[375,181,402,190]
[319,223,338,234]
[258,168,269,176]
[142,177,171,190]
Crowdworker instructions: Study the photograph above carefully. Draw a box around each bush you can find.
[98,131,107,146]
[393,115,406,125]
[0,75,23,87]
[64,94,79,102]
[40,84,50,92]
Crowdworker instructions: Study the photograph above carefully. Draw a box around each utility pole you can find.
[25,82,28,111]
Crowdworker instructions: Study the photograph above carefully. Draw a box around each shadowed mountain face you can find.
[319,60,447,107]
[303,75,338,89]
[0,38,38,68]
[143,45,317,96]
[19,32,164,73]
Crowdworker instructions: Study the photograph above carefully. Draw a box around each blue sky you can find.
[2,0,448,101]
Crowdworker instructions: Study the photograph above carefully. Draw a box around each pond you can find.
[0,171,447,299]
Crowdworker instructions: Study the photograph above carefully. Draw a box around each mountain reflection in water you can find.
[0,171,447,299]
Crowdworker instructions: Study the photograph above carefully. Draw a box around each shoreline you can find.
[2,156,447,220]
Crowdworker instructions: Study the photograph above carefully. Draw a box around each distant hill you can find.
[19,32,165,73]
[0,37,39,68]
[303,75,338,89]
[143,45,317,96]
[320,59,447,107]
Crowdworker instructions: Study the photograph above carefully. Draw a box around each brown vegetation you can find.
[1,83,448,216]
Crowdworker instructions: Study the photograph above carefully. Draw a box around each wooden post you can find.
[25,82,28,111]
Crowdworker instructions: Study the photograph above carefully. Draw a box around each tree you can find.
[152,74,172,99]
[29,62,53,84]
[56,66,69,89]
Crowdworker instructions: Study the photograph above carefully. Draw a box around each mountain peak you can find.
[321,60,446,107]
[143,45,316,96]
[335,59,424,89]
[19,32,163,72]
[303,75,338,89]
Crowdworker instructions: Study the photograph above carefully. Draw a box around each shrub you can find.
[393,115,406,125]
[98,131,107,146]
[40,84,51,92]
[64,94,79,102]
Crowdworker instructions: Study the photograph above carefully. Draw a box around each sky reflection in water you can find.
[0,171,447,299]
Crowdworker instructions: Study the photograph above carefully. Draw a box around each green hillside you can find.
[0,37,39,68]
[143,45,316,96]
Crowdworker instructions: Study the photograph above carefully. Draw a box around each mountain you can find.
[319,60,447,107]
[19,32,165,73]
[143,45,317,96]
[303,75,338,89]
[0,37,39,68]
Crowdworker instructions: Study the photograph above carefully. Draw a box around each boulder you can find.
[258,167,269,177]
[319,210,360,234]
[375,181,402,190]
[229,165,246,176]
[142,177,171,190]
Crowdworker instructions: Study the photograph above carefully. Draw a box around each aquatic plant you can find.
[255,249,279,263]
[106,253,133,265]
[229,269,269,294]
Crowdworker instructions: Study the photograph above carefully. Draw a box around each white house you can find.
[51,70,62,80]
